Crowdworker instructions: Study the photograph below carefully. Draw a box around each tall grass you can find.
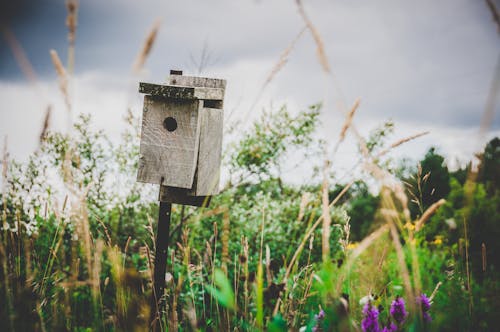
[0,1,498,331]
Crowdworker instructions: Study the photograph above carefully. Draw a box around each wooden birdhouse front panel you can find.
[137,95,201,188]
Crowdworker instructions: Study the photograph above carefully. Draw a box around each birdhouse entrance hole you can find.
[163,117,177,132]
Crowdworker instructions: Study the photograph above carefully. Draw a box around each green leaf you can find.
[206,269,236,311]
[268,314,287,332]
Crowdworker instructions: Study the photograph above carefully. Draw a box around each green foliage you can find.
[1,105,499,331]
[229,103,321,182]
[206,269,236,311]
[477,137,500,191]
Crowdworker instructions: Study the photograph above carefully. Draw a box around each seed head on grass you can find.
[66,0,78,45]
[39,105,52,143]
[49,49,71,112]
[296,0,330,72]
[133,19,161,73]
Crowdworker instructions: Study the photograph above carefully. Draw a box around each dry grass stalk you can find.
[283,180,354,283]
[66,0,78,73]
[482,242,487,272]
[92,239,104,300]
[388,220,415,311]
[50,49,71,113]
[345,224,389,266]
[479,55,500,141]
[376,131,430,158]
[331,98,361,156]
[408,232,422,307]
[222,209,230,275]
[414,198,446,232]
[486,0,500,34]
[265,27,306,86]
[339,99,360,142]
[297,192,311,222]
[202,206,230,273]
[321,160,332,264]
[1,27,38,84]
[241,237,249,319]
[296,0,330,72]
[241,27,306,124]
[463,217,473,315]
[74,187,93,278]
[2,136,8,186]
[429,281,442,302]
[66,0,78,45]
[39,105,52,143]
[133,19,161,73]
[265,245,272,284]
[50,49,67,87]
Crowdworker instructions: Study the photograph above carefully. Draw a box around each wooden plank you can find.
[169,74,226,89]
[140,82,224,101]
[137,96,202,187]
[159,186,211,207]
[193,87,224,100]
[190,107,223,196]
[139,82,195,99]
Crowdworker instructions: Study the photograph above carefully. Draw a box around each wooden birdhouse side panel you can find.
[137,95,201,188]
[191,107,224,196]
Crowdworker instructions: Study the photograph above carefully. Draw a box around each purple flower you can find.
[315,309,325,320]
[418,294,432,323]
[312,309,325,332]
[381,323,397,332]
[389,296,408,325]
[361,303,380,332]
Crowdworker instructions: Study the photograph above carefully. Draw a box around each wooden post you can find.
[151,201,172,331]
[138,71,226,330]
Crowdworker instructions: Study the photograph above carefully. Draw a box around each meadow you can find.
[1,1,499,331]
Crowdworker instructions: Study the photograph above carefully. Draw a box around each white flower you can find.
[359,294,374,306]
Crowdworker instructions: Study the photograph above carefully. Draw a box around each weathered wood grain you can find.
[190,107,223,196]
[137,74,227,197]
[193,87,224,100]
[139,83,195,99]
[159,185,211,207]
[139,83,224,101]
[137,96,202,187]
[169,74,226,89]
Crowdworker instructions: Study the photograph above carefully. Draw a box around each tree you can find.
[421,147,451,209]
[405,147,451,218]
[477,137,500,193]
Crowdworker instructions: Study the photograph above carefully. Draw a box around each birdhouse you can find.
[137,70,226,206]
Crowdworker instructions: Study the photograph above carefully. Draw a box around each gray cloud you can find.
[0,0,499,166]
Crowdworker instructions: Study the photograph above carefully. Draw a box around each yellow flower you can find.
[433,236,443,246]
[346,242,358,250]
[404,222,415,231]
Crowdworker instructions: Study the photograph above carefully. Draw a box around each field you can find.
[1,1,499,331]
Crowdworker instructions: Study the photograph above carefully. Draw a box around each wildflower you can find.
[418,293,432,323]
[433,236,443,246]
[346,242,358,250]
[359,294,375,306]
[315,309,325,320]
[381,323,397,332]
[361,302,380,332]
[312,309,325,332]
[389,296,408,325]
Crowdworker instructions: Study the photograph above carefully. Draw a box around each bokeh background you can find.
[1,0,499,181]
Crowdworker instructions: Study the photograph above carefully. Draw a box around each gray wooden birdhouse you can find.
[137,70,226,206]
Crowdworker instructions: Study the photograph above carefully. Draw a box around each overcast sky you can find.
[0,0,499,183]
